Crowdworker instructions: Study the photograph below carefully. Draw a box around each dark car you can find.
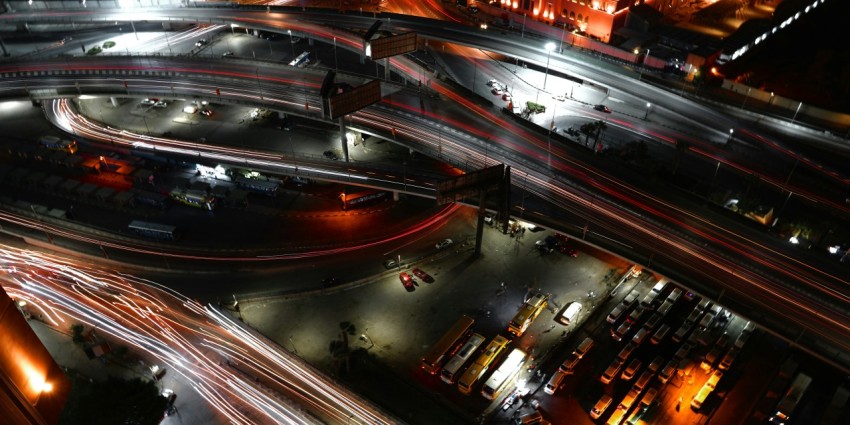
[200,109,213,117]
[383,258,399,269]
[399,272,416,291]
[412,268,434,283]
[195,39,208,47]
[322,277,340,286]
[594,104,611,113]
[323,150,339,160]
[554,233,570,244]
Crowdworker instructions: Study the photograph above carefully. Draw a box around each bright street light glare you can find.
[545,42,556,52]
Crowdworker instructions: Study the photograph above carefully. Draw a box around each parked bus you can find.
[235,176,279,197]
[481,348,526,400]
[440,333,485,384]
[170,187,216,210]
[340,190,389,211]
[128,220,179,241]
[131,189,169,209]
[288,51,310,67]
[420,315,474,375]
[38,135,78,154]
[457,335,509,395]
[508,292,549,336]
[769,373,813,424]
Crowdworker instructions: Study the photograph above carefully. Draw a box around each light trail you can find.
[0,246,398,424]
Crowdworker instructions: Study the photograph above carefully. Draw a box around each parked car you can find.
[195,39,208,47]
[594,104,611,113]
[559,244,578,257]
[140,98,156,106]
[435,238,453,249]
[222,51,234,57]
[323,150,339,160]
[154,100,168,108]
[486,79,501,87]
[399,272,415,291]
[200,109,213,117]
[412,268,434,283]
[383,258,399,269]
[491,87,504,95]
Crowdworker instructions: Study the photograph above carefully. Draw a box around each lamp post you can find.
[727,128,734,143]
[644,102,651,120]
[287,29,295,58]
[637,48,650,80]
[333,37,338,72]
[559,22,567,53]
[536,42,556,103]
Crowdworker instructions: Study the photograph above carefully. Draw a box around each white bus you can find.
[481,348,526,400]
[440,333,485,384]
[769,373,812,424]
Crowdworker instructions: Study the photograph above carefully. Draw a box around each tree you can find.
[59,376,167,425]
[579,122,596,147]
[591,120,608,153]
[71,324,85,344]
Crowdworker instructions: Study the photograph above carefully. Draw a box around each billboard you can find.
[367,32,417,60]
[328,80,382,119]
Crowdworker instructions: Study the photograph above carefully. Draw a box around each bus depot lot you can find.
[241,215,628,424]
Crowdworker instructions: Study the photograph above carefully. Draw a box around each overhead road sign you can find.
[327,80,382,119]
[366,32,417,60]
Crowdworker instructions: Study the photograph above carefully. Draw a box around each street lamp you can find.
[727,128,734,143]
[559,22,567,53]
[637,48,650,80]
[287,29,295,58]
[536,42,556,103]
[644,102,651,120]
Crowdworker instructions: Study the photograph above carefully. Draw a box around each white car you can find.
[491,87,503,95]
[435,238,453,249]
[140,98,156,106]
[486,79,500,87]
[154,101,168,108]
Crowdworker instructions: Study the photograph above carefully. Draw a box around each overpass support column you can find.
[500,166,512,234]
[392,191,399,201]
[338,117,349,162]
[0,33,7,57]
[110,97,119,108]
[474,189,487,258]
[384,58,390,81]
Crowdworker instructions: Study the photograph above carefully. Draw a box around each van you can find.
[618,388,640,412]
[633,370,653,391]
[659,360,676,384]
[574,337,594,358]
[622,289,640,307]
[719,348,738,370]
[735,322,755,348]
[617,342,637,362]
[697,298,712,311]
[702,346,723,369]
[625,307,645,324]
[621,358,641,380]
[607,304,627,324]
[690,384,713,410]
[672,322,693,343]
[685,308,703,324]
[632,328,649,345]
[673,343,693,361]
[657,300,673,316]
[600,359,623,384]
[544,371,567,395]
[611,321,632,342]
[590,394,613,419]
[666,288,682,304]
[651,324,671,345]
[698,312,715,329]
[606,407,628,425]
[643,313,662,332]
[515,411,543,425]
[640,291,658,308]
[651,280,668,294]
[559,352,581,374]
[557,302,582,326]
[647,356,664,374]
[640,387,658,407]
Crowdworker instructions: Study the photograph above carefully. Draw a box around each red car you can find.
[560,245,579,257]
[554,233,570,244]
[399,272,416,291]
[412,268,434,283]
[594,104,611,113]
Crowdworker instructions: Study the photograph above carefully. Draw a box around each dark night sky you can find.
[726,0,850,113]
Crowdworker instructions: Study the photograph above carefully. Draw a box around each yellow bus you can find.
[481,348,526,400]
[420,315,475,375]
[457,335,509,395]
[508,292,549,336]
